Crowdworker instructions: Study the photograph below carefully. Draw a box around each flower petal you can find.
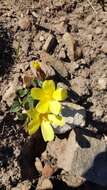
[32,60,41,70]
[27,108,39,120]
[48,114,65,126]
[49,100,61,115]
[31,88,43,100]
[36,101,49,113]
[41,120,54,141]
[53,88,68,101]
[27,119,40,135]
[42,80,55,93]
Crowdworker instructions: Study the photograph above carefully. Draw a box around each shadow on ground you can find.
[0,24,15,76]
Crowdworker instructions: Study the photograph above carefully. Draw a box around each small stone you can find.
[63,32,75,61]
[98,77,107,90]
[70,76,89,96]
[95,26,103,34]
[43,34,58,54]
[11,180,31,190]
[95,106,104,117]
[21,40,29,55]
[87,34,93,41]
[37,178,53,190]
[35,158,43,173]
[85,15,94,25]
[75,46,82,60]
[53,21,66,34]
[45,7,50,13]
[13,40,19,50]
[39,35,45,42]
[57,82,68,89]
[53,0,65,7]
[59,48,66,59]
[34,41,42,50]
[66,62,79,74]
[62,172,84,187]
[102,42,107,54]
[42,164,54,177]
[18,16,32,30]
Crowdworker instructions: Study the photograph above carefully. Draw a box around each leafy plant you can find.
[10,60,68,142]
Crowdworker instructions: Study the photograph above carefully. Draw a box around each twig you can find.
[87,0,97,15]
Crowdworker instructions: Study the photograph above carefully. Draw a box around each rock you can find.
[35,158,43,173]
[102,42,107,54]
[87,34,93,41]
[75,46,82,60]
[98,77,107,90]
[47,131,77,172]
[11,180,31,190]
[2,78,18,106]
[63,32,82,60]
[95,27,103,35]
[85,15,94,25]
[43,34,58,54]
[63,32,75,61]
[52,21,67,34]
[61,172,84,187]
[70,76,90,96]
[40,51,68,77]
[57,82,68,89]
[13,40,20,50]
[18,16,32,30]
[59,48,66,60]
[21,39,30,55]
[42,163,54,177]
[37,178,53,190]
[53,102,86,134]
[47,129,107,186]
[95,105,104,118]
[34,40,42,50]
[66,62,79,75]
[39,35,45,42]
[53,0,65,7]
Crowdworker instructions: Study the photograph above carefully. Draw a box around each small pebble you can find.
[18,16,32,30]
[102,42,107,54]
[95,27,103,35]
[98,77,107,90]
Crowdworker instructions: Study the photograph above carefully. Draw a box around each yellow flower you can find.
[26,108,65,141]
[32,60,41,70]
[31,80,67,115]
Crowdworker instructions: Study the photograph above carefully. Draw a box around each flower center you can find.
[40,113,48,121]
[44,90,53,100]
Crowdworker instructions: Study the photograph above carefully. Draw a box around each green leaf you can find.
[32,79,43,87]
[23,95,35,110]
[37,80,43,87]
[10,100,21,113]
[17,89,29,98]
[17,113,27,121]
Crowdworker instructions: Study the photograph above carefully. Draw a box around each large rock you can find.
[53,102,86,134]
[47,129,107,186]
[2,78,19,106]
[40,51,68,77]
